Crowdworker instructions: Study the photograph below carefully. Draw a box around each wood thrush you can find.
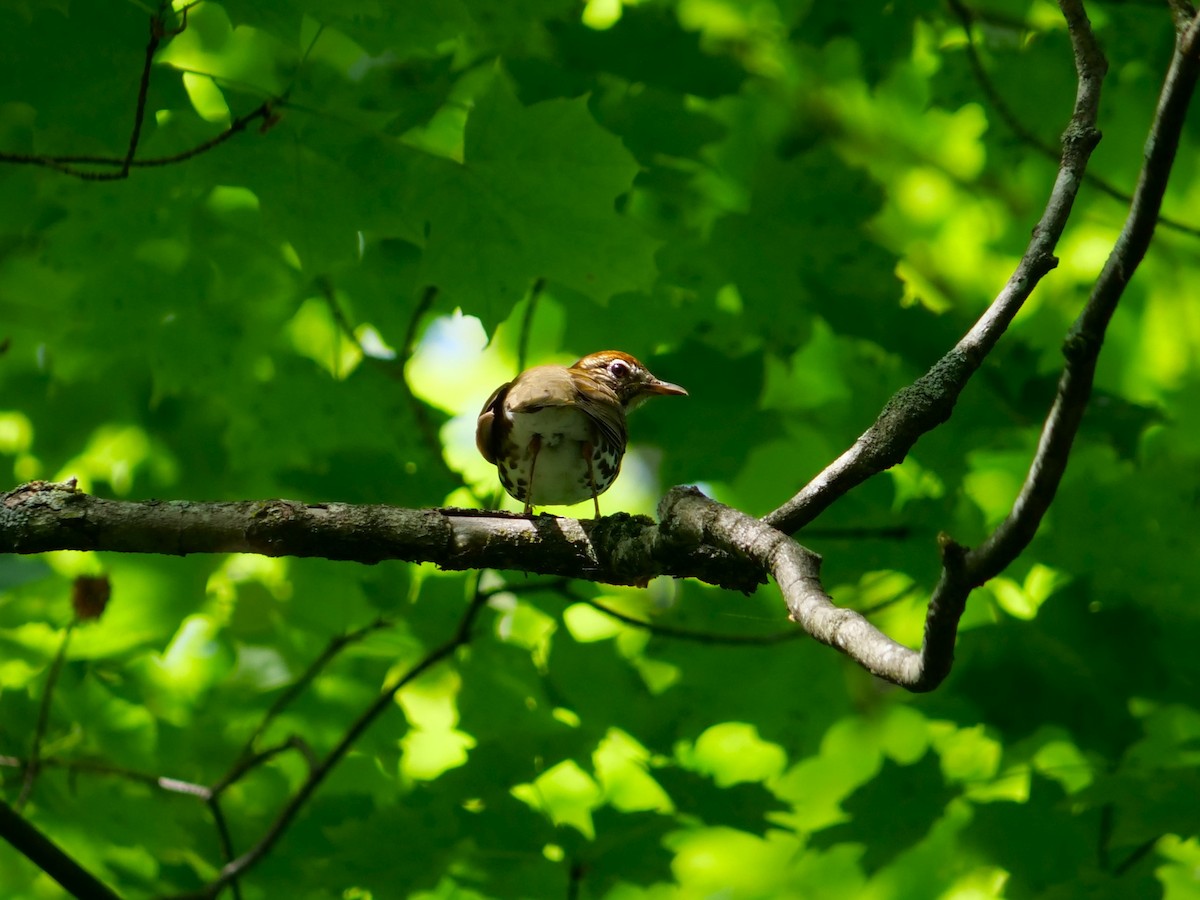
[476,350,687,517]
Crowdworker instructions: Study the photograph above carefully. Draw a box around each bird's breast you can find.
[506,405,596,449]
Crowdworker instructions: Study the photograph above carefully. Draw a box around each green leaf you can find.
[811,754,954,870]
[401,76,659,326]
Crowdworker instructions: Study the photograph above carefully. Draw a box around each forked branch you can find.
[0,6,277,181]
[660,487,937,687]
[951,9,1200,589]
[705,7,1200,691]
[763,0,1108,534]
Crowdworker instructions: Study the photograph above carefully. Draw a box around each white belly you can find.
[503,406,605,506]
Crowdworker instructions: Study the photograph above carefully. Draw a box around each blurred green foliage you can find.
[2,0,1200,897]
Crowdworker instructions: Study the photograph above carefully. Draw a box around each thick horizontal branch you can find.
[0,481,765,593]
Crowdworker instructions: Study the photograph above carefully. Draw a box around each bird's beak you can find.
[642,378,688,397]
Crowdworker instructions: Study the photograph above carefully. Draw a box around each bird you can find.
[476,350,687,518]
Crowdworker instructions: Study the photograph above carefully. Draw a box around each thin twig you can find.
[16,620,75,807]
[559,585,803,646]
[1,755,212,799]
[315,275,363,380]
[177,579,491,898]
[0,5,194,181]
[222,620,390,781]
[1,101,275,177]
[1112,835,1161,875]
[948,0,1200,237]
[399,285,457,477]
[1,3,300,181]
[207,798,244,900]
[121,7,168,176]
[211,738,312,797]
[130,100,278,167]
[517,278,546,373]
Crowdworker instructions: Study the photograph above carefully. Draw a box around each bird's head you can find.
[571,350,688,410]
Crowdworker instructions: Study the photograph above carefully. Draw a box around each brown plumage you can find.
[476,350,687,517]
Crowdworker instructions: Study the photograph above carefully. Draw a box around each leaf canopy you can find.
[2,0,1200,898]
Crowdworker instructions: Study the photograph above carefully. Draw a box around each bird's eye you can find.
[608,359,632,378]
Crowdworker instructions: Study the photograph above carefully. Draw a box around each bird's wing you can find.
[571,373,628,453]
[503,366,575,412]
[504,366,627,452]
[475,380,511,464]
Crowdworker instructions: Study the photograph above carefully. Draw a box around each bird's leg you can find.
[581,441,602,519]
[524,433,541,516]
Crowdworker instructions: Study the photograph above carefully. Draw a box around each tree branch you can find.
[399,285,453,476]
[949,0,1200,238]
[15,620,74,808]
[1,99,277,179]
[763,0,1108,534]
[0,799,121,900]
[517,277,546,373]
[224,621,390,774]
[1169,0,1198,33]
[659,487,943,688]
[173,579,492,898]
[558,584,804,646]
[0,755,212,800]
[119,7,170,178]
[0,6,281,182]
[0,481,765,593]
[949,8,1200,589]
[749,7,1200,688]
